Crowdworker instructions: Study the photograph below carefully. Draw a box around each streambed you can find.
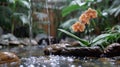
[1,46,120,67]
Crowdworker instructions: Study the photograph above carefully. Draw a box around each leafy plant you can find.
[60,0,117,36]
[0,0,30,34]
[9,0,30,34]
[59,2,120,49]
[108,0,120,17]
[62,0,94,17]
[58,26,120,49]
[0,6,12,32]
[58,29,89,46]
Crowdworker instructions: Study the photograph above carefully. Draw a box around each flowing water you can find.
[1,46,120,67]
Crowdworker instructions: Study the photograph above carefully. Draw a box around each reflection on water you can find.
[20,55,74,67]
[1,46,120,67]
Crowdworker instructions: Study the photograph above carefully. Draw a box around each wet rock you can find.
[0,35,38,47]
[35,34,50,45]
[21,38,38,46]
[0,34,38,46]
[9,40,20,46]
[0,52,20,66]
[36,34,59,45]
[61,47,102,57]
[104,43,120,57]
[44,43,69,55]
[0,39,9,46]
[0,33,19,46]
[35,34,48,43]
[0,33,18,41]
[44,43,103,57]
[66,41,81,47]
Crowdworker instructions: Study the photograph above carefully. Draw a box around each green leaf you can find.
[58,29,89,46]
[92,39,108,47]
[17,0,30,9]
[19,14,29,24]
[92,34,111,43]
[115,6,120,17]
[8,0,15,4]
[11,13,29,24]
[60,18,77,29]
[91,34,111,46]
[62,4,80,17]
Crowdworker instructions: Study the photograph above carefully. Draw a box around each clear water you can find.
[1,46,120,67]
[20,55,119,67]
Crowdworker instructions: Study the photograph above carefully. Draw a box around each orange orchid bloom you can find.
[72,22,85,32]
[72,8,97,32]
[85,8,97,19]
[79,13,90,24]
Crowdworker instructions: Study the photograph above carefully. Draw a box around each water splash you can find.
[20,55,75,67]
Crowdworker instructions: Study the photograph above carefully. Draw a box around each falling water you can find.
[45,0,51,45]
[28,0,33,57]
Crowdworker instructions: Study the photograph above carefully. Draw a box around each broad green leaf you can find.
[17,0,30,9]
[115,6,120,17]
[62,4,80,17]
[91,39,107,47]
[19,15,29,24]
[11,13,29,24]
[58,29,89,46]
[60,18,77,29]
[110,0,120,8]
[92,34,111,44]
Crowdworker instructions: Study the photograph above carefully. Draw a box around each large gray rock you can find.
[0,33,18,41]
[0,33,18,45]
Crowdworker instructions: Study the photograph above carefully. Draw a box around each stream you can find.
[1,46,120,67]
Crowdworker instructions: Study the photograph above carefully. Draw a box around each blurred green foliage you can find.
[0,0,46,37]
[0,0,30,34]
